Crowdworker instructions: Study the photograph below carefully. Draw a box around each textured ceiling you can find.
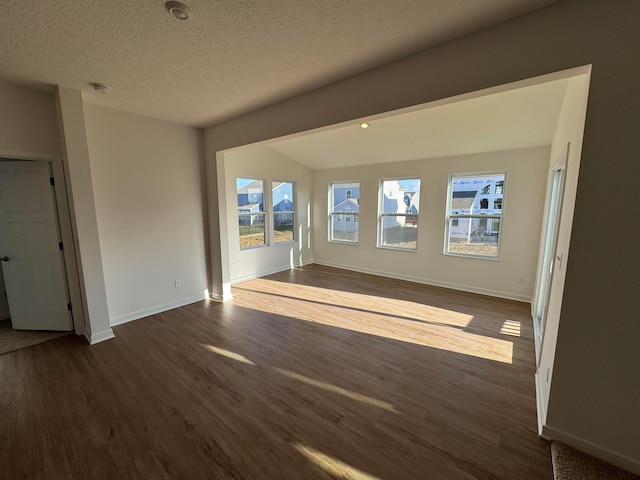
[0,0,558,128]
[266,78,569,169]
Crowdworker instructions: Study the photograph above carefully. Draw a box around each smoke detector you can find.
[165,1,191,20]
[90,83,111,94]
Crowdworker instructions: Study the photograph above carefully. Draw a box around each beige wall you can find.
[223,146,313,283]
[312,147,548,301]
[0,82,60,157]
[84,104,208,325]
[204,0,640,472]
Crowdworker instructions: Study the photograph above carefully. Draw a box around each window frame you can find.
[377,177,421,252]
[444,171,507,260]
[237,177,268,250]
[329,181,360,244]
[272,180,296,245]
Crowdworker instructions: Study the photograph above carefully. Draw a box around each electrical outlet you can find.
[174,280,182,288]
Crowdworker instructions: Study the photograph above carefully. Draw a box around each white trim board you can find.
[110,292,208,326]
[312,260,532,303]
[84,328,115,345]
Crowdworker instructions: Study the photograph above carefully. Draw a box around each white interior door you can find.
[0,161,72,331]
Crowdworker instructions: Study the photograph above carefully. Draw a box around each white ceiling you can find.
[267,78,568,170]
[0,0,558,128]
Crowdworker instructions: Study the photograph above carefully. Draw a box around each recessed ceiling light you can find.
[90,83,111,94]
[165,1,191,20]
[360,122,369,129]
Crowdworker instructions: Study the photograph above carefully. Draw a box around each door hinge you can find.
[68,302,72,311]
[59,242,63,250]
[50,177,55,186]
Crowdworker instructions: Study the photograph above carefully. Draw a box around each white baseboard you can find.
[84,328,115,345]
[109,292,207,326]
[211,291,234,302]
[542,425,640,475]
[313,260,531,303]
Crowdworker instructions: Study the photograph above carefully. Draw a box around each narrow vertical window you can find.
[237,178,265,249]
[273,181,295,243]
[378,178,420,250]
[445,173,506,258]
[329,181,360,243]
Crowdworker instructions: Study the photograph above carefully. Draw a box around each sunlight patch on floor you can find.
[237,279,474,328]
[275,368,397,413]
[232,283,514,364]
[499,320,521,337]
[294,443,381,480]
[202,344,256,365]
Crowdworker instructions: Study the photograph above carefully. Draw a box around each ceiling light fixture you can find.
[165,1,191,20]
[360,122,369,129]
[90,83,111,94]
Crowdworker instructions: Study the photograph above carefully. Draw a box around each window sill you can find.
[329,239,359,246]
[443,251,502,261]
[376,245,418,252]
[273,240,296,246]
[240,244,268,251]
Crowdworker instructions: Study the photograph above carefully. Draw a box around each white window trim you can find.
[329,181,360,245]
[272,179,296,245]
[377,177,420,251]
[443,171,507,260]
[237,177,269,251]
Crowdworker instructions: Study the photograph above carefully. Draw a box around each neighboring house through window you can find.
[272,181,295,243]
[330,181,360,243]
[445,173,506,258]
[237,178,265,249]
[378,178,420,250]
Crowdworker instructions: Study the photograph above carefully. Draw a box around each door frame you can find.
[0,149,86,335]
[532,144,569,364]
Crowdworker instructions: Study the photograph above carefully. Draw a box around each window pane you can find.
[379,179,420,250]
[330,182,360,242]
[447,217,501,257]
[273,181,294,243]
[237,178,265,248]
[381,179,420,214]
[380,215,417,249]
[447,173,504,257]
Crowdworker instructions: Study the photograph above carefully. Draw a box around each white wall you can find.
[534,74,590,428]
[204,0,640,472]
[0,82,60,156]
[223,146,313,283]
[312,147,548,301]
[84,104,208,325]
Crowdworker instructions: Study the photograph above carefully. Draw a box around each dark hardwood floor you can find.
[0,264,552,479]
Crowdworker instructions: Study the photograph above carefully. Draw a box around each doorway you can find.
[0,159,73,338]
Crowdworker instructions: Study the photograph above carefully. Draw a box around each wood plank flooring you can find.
[0,264,552,479]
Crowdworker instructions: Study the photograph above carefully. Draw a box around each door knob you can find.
[0,256,9,262]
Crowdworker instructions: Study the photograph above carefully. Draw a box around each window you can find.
[273,181,295,243]
[237,178,265,249]
[446,173,505,258]
[330,182,360,243]
[378,178,420,250]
